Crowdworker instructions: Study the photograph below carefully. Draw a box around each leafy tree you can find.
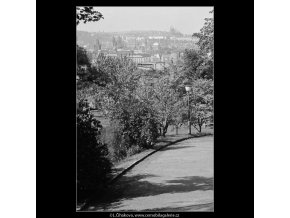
[76,7,103,81]
[193,9,214,56]
[77,45,92,86]
[77,99,112,200]
[151,78,181,136]
[90,55,139,105]
[189,79,213,132]
[77,56,138,121]
[198,56,213,80]
[76,8,109,200]
[77,83,105,111]
[90,56,160,148]
[77,53,119,87]
[117,102,159,149]
[182,49,213,81]
[191,9,214,80]
[136,74,182,136]
[76,7,104,25]
[182,49,203,80]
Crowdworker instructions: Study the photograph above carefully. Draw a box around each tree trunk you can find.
[162,130,166,137]
[198,124,202,133]
[162,122,169,137]
[198,118,202,133]
[175,125,178,135]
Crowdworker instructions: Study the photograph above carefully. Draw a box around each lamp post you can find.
[185,85,192,135]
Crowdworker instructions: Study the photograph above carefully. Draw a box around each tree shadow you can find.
[155,135,182,143]
[141,202,214,212]
[159,145,195,151]
[87,173,213,211]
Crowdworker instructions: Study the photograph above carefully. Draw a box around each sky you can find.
[77,7,213,35]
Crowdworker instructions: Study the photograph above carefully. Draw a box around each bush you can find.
[100,121,129,163]
[77,100,112,200]
[139,113,159,148]
[100,120,145,163]
[120,105,159,149]
[100,105,159,163]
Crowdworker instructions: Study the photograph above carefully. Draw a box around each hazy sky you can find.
[77,7,213,35]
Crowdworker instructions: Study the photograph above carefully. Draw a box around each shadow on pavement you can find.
[142,202,214,212]
[159,145,195,152]
[86,173,213,211]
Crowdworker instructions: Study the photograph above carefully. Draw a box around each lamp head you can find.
[185,85,191,92]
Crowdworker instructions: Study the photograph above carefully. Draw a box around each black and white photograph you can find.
[1,0,262,217]
[76,6,214,212]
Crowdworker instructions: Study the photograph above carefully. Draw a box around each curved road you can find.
[86,136,214,212]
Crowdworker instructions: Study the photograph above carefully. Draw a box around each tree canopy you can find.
[180,9,214,81]
[193,9,214,56]
[76,7,104,25]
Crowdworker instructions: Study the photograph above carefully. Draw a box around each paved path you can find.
[86,136,214,212]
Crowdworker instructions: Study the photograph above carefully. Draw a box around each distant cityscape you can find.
[77,27,199,71]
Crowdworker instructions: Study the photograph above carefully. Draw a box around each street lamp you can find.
[185,85,192,135]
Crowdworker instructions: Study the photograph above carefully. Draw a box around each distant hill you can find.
[77,30,191,37]
[77,30,194,50]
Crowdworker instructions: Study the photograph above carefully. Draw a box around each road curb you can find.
[79,134,212,211]
[108,136,196,185]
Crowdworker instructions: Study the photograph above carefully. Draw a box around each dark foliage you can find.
[118,104,159,149]
[77,48,111,87]
[77,45,90,66]
[182,49,213,80]
[76,7,104,25]
[77,100,112,200]
[100,121,132,163]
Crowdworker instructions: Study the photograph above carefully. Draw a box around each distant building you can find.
[155,62,165,70]
[128,54,151,64]
[105,53,118,58]
[149,36,165,40]
[101,41,113,50]
[133,50,143,54]
[150,54,161,62]
[97,50,109,56]
[137,63,155,71]
[126,36,137,49]
[117,49,133,57]
[175,37,193,41]
[152,42,159,51]
[136,37,145,41]
[161,54,171,62]
[137,62,165,70]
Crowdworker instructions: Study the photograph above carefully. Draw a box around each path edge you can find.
[78,134,211,211]
[108,136,196,185]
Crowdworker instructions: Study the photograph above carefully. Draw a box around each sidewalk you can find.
[82,134,214,211]
[77,132,213,211]
[108,134,195,185]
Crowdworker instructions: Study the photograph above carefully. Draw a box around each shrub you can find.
[119,105,159,149]
[100,121,129,163]
[77,99,112,200]
[100,105,159,163]
[100,120,146,163]
[139,113,159,148]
